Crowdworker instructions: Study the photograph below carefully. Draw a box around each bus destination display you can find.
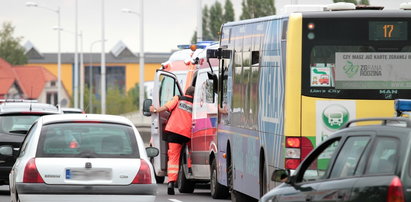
[369,21,407,41]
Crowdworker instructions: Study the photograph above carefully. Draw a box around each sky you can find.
[0,0,408,54]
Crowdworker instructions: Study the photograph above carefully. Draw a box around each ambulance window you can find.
[159,75,181,106]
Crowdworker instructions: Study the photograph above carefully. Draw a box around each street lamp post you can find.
[122,0,145,113]
[52,27,84,109]
[101,0,106,114]
[79,31,84,110]
[197,0,202,42]
[89,39,106,114]
[26,2,61,106]
[74,0,79,108]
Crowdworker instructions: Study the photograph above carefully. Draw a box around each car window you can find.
[36,123,139,158]
[367,137,399,174]
[301,138,341,182]
[330,136,370,179]
[19,122,38,157]
[0,114,42,133]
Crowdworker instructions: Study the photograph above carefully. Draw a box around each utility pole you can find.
[197,0,202,42]
[101,0,106,114]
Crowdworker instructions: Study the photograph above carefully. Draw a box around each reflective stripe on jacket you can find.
[165,95,193,139]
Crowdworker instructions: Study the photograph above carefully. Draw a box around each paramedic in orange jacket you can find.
[149,86,194,195]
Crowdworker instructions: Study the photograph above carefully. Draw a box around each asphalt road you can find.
[0,183,231,202]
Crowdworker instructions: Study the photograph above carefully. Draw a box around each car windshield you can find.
[0,114,42,134]
[36,122,139,158]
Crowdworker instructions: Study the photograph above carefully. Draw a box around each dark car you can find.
[261,116,411,202]
[0,100,60,185]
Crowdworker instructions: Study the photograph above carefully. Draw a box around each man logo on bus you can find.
[343,61,359,78]
[322,104,349,130]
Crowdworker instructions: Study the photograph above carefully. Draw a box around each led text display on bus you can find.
[369,21,407,41]
[302,16,411,100]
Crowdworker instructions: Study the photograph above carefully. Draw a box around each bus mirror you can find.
[206,48,232,59]
[221,49,232,59]
[207,49,219,59]
[207,72,218,94]
[142,99,152,117]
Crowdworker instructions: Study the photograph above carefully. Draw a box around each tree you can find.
[358,0,369,5]
[240,0,276,20]
[209,2,224,41]
[191,1,236,43]
[106,87,136,115]
[127,83,141,110]
[223,0,235,23]
[0,22,27,65]
[192,5,214,44]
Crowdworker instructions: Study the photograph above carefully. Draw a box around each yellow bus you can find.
[209,3,411,201]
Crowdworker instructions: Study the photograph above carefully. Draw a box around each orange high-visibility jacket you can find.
[164,95,193,139]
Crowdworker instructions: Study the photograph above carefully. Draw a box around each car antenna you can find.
[29,86,33,111]
[84,103,90,114]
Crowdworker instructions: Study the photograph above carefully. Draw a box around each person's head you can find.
[185,86,195,96]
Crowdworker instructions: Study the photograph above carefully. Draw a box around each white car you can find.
[9,114,159,202]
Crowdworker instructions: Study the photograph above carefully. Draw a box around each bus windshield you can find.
[302,17,411,100]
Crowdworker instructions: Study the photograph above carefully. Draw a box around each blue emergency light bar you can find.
[177,44,191,49]
[395,99,411,112]
[177,41,218,50]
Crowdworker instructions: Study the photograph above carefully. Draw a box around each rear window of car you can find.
[36,122,139,158]
[0,114,43,134]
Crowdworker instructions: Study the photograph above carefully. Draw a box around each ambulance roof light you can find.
[400,2,411,10]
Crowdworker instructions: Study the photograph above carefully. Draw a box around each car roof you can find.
[39,114,134,126]
[0,102,60,114]
[330,117,411,138]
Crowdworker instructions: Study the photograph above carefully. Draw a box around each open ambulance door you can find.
[150,70,183,178]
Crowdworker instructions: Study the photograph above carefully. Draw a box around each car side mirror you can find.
[145,146,159,158]
[142,99,152,117]
[0,145,13,156]
[271,169,290,183]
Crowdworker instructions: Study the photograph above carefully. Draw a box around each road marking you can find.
[168,199,183,202]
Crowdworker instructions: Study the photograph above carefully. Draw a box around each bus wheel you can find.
[228,155,258,202]
[260,160,268,197]
[210,158,229,199]
[177,156,195,193]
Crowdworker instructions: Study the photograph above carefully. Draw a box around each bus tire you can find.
[210,158,229,199]
[260,159,268,197]
[177,155,195,193]
[228,150,258,202]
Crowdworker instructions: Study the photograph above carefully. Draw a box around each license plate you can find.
[66,168,112,180]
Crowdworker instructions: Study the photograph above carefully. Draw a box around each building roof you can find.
[13,66,56,99]
[0,58,57,99]
[0,78,14,95]
[24,41,43,59]
[24,40,171,64]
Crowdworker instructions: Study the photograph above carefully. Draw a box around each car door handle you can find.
[306,195,313,202]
